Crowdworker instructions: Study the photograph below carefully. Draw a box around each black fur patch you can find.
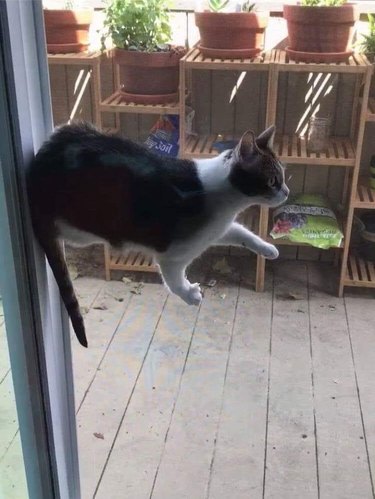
[28,123,206,252]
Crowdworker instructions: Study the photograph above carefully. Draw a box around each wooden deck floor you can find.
[70,259,375,499]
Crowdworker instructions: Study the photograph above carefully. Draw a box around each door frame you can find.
[0,1,80,498]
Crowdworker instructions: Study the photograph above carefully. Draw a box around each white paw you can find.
[181,282,202,306]
[260,243,279,260]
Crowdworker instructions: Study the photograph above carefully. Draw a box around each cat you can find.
[27,122,289,348]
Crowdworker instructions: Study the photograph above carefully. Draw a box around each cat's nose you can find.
[283,185,290,198]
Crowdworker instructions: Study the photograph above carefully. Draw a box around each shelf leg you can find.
[179,58,186,158]
[255,65,279,292]
[104,244,111,281]
[338,68,373,296]
[92,59,101,128]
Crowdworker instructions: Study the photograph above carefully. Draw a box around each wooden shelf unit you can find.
[344,179,375,290]
[47,50,102,127]
[104,246,158,280]
[273,49,370,74]
[183,133,356,166]
[99,90,180,115]
[344,254,375,288]
[179,47,373,294]
[182,47,272,70]
[97,51,183,278]
[354,180,375,208]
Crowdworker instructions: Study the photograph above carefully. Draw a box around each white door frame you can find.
[0,1,80,498]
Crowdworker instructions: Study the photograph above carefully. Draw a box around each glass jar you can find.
[307,116,331,153]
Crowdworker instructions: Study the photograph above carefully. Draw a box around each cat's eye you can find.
[268,177,276,188]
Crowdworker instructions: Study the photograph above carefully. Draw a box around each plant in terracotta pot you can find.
[360,14,375,62]
[43,1,93,54]
[283,0,359,63]
[103,0,186,105]
[195,0,268,59]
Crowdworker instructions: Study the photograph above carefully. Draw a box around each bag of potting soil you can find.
[144,109,195,158]
[144,115,180,158]
[270,193,343,249]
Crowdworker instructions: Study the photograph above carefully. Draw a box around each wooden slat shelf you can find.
[344,254,375,288]
[182,133,356,166]
[275,135,356,166]
[367,97,375,122]
[354,180,375,209]
[274,50,371,73]
[99,90,180,115]
[181,47,271,70]
[47,51,102,65]
[182,133,229,158]
[108,250,158,274]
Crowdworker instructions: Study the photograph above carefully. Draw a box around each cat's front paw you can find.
[181,282,202,306]
[259,243,279,260]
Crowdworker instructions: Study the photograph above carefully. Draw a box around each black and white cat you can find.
[27,123,289,347]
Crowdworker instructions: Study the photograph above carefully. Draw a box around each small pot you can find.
[195,11,269,59]
[44,9,93,54]
[114,48,186,104]
[283,4,359,63]
[359,212,375,262]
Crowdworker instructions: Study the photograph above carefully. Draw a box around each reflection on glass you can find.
[0,295,28,499]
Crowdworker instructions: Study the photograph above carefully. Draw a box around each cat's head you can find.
[227,125,289,207]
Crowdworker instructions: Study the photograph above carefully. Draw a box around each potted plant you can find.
[103,0,186,105]
[43,1,93,54]
[195,0,269,59]
[283,0,359,63]
[360,14,375,62]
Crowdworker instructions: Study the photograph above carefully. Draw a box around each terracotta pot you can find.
[195,11,269,59]
[283,4,359,63]
[44,10,93,54]
[114,48,186,104]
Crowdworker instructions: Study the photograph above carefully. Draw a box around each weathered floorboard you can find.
[264,262,318,499]
[208,271,273,498]
[150,278,240,499]
[308,264,373,499]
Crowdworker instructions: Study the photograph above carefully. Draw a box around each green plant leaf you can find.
[103,0,172,51]
[209,0,229,12]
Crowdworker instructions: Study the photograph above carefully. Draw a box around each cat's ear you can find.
[235,130,256,160]
[256,125,276,150]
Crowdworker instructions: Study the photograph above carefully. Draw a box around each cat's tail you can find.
[34,227,88,348]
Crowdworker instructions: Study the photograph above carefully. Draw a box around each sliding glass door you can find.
[0,1,80,497]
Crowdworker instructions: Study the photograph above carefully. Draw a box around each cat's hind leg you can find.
[158,259,202,306]
[217,222,279,259]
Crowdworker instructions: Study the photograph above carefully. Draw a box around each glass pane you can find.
[0,294,28,499]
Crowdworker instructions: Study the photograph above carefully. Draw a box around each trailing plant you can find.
[300,0,345,6]
[104,0,172,52]
[361,14,375,55]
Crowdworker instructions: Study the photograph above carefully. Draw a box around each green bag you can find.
[270,193,343,250]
